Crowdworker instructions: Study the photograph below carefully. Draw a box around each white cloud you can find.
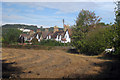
[0,2,2,25]
[2,12,73,27]
[8,2,99,13]
[2,2,116,26]
[3,2,115,14]
[7,2,115,14]
[3,15,25,20]
[2,0,116,2]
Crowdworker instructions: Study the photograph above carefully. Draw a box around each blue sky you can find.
[2,2,116,28]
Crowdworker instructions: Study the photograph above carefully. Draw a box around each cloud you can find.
[94,2,116,23]
[5,2,99,13]
[2,2,116,26]
[3,15,25,20]
[3,2,115,14]
[2,12,74,27]
[0,2,2,25]
[2,0,115,2]
[6,2,115,14]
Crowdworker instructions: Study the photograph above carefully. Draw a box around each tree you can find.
[76,9,101,33]
[72,10,101,52]
[71,9,116,55]
[114,1,120,55]
[2,28,22,44]
[80,27,115,55]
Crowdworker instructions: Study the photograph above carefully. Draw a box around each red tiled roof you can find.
[41,31,50,39]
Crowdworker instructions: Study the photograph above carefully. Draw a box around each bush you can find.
[72,27,115,55]
[31,37,39,44]
[31,39,65,46]
[38,39,64,46]
[2,28,22,44]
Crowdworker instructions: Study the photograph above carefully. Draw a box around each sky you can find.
[2,2,116,28]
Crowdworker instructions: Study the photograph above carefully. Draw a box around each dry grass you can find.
[2,48,120,79]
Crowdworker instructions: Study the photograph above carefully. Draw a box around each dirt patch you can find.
[2,48,120,79]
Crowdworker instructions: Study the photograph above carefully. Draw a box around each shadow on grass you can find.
[97,54,120,60]
[63,57,120,80]
[2,60,22,79]
[67,48,99,56]
[67,49,79,54]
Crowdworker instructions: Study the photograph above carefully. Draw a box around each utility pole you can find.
[63,19,65,48]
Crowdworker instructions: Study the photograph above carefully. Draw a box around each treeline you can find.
[2,24,64,32]
[2,24,38,31]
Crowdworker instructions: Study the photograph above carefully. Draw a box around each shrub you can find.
[31,37,39,44]
[38,39,64,46]
[2,28,22,44]
[75,27,115,55]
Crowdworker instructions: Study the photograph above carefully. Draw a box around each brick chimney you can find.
[54,26,59,33]
[45,28,49,32]
[37,29,41,32]
[30,30,34,35]
[64,24,69,31]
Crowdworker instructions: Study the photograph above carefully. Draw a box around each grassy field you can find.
[2,48,120,79]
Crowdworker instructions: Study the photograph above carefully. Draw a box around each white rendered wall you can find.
[61,30,71,43]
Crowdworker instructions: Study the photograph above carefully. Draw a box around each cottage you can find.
[61,30,71,43]
[51,31,64,41]
[35,32,42,42]
[18,24,72,43]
